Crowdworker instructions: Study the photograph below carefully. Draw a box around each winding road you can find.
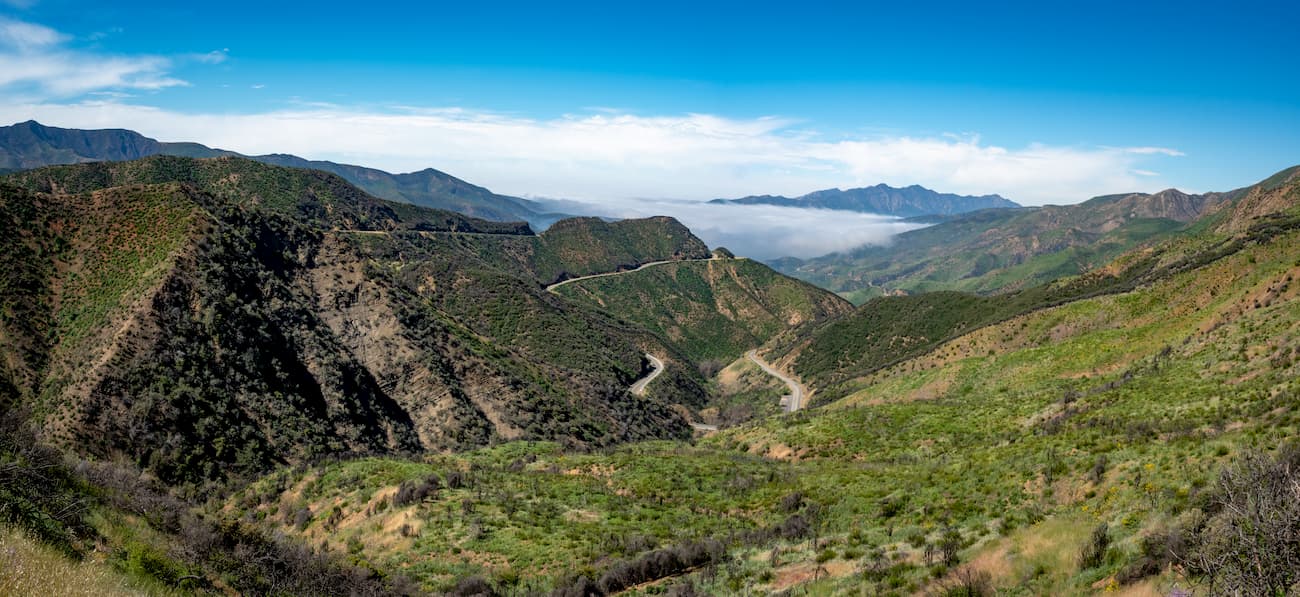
[545,257,718,293]
[628,353,664,396]
[746,350,807,412]
[543,255,805,419]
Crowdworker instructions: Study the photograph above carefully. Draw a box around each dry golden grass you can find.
[0,527,163,597]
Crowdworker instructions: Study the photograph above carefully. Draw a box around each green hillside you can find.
[783,168,1300,401]
[0,157,719,489]
[5,154,1300,596]
[779,187,1240,302]
[0,120,567,228]
[554,257,852,362]
[251,153,567,228]
[3,155,531,234]
[192,164,1300,595]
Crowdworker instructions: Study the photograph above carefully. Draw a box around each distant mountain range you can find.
[709,183,1019,217]
[0,120,568,229]
[771,178,1281,302]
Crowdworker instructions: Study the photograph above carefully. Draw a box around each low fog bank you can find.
[533,198,927,260]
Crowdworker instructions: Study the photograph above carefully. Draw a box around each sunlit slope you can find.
[553,257,852,361]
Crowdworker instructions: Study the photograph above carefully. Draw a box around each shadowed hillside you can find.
[212,163,1300,595]
[0,156,716,487]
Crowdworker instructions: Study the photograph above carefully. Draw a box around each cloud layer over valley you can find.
[0,99,1184,208]
[0,15,1199,259]
[536,198,925,260]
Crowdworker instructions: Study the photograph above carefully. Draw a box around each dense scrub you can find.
[1,158,717,490]
[791,206,1300,402]
[223,177,1300,594]
[555,258,852,362]
[0,406,409,595]
[4,155,531,235]
[778,182,1246,299]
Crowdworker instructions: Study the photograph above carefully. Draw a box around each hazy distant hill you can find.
[776,186,1246,302]
[0,120,567,228]
[710,183,1018,217]
[777,165,1300,399]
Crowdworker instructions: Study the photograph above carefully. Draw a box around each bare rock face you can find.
[1217,166,1300,233]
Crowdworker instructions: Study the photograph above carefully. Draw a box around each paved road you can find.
[340,229,524,238]
[629,353,664,396]
[746,350,806,412]
[545,257,719,293]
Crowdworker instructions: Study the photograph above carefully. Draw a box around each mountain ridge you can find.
[773,164,1300,401]
[0,120,567,229]
[774,180,1260,301]
[709,182,1019,217]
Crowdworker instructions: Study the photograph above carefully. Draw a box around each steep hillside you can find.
[0,407,410,596]
[553,257,852,361]
[1214,165,1300,233]
[779,186,1241,301]
[219,164,1300,596]
[249,153,567,227]
[719,204,1300,594]
[0,157,713,487]
[711,183,1017,217]
[780,166,1300,401]
[4,155,531,235]
[0,120,564,227]
[528,216,711,284]
[0,120,169,168]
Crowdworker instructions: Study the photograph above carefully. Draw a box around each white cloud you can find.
[0,18,1185,208]
[191,49,229,64]
[0,17,62,48]
[1124,146,1185,156]
[0,100,1184,206]
[535,198,925,260]
[0,17,186,98]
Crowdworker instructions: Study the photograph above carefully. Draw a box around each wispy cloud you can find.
[0,17,186,98]
[0,17,61,48]
[0,0,39,12]
[190,48,229,64]
[1124,146,1185,156]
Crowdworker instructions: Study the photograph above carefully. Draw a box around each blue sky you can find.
[1,0,1298,212]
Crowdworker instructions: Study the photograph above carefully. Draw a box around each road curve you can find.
[629,353,664,396]
[545,257,718,293]
[746,350,806,412]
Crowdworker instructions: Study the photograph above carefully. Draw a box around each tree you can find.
[1189,445,1300,596]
